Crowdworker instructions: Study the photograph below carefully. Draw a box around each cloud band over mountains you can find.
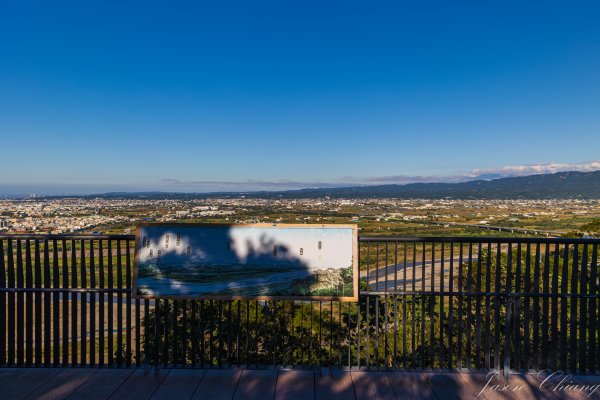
[2,161,599,196]
[468,160,600,179]
[159,160,600,191]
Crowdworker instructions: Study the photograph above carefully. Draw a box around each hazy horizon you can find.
[1,162,600,196]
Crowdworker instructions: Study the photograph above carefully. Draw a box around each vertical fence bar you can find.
[466,242,473,369]
[401,242,407,369]
[493,242,502,372]
[80,240,87,366]
[411,242,416,368]
[235,301,240,368]
[392,295,397,369]
[135,296,140,366]
[356,297,361,369]
[590,244,598,373]
[99,239,105,367]
[570,245,579,372]
[25,240,33,366]
[503,242,512,377]
[16,240,24,366]
[374,241,378,292]
[331,300,335,369]
[144,298,149,366]
[242,300,247,368]
[365,243,370,368]
[579,243,589,373]
[429,242,435,368]
[346,301,351,368]
[173,300,179,366]
[126,239,132,367]
[475,242,482,370]
[117,240,123,367]
[541,242,550,370]
[217,300,222,367]
[70,239,78,366]
[227,300,234,366]
[365,295,370,365]
[523,243,531,371]
[420,241,426,369]
[52,239,60,366]
[457,242,463,370]
[216,300,222,367]
[532,243,541,371]
[183,300,188,366]
[439,242,445,369]
[448,242,454,371]
[200,300,205,366]
[484,242,492,370]
[43,240,51,366]
[392,242,398,368]
[384,244,389,368]
[61,239,69,366]
[336,300,341,368]
[34,240,42,366]
[550,243,560,371]
[163,299,169,368]
[596,243,600,374]
[179,299,185,366]
[320,295,324,367]
[90,240,96,367]
[7,239,15,366]
[513,243,522,371]
[560,244,569,371]
[0,240,5,366]
[383,240,388,292]
[108,240,114,366]
[154,298,161,368]
[375,295,380,368]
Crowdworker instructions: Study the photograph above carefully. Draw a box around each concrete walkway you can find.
[0,368,598,399]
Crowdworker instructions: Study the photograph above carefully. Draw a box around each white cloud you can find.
[158,178,353,190]
[469,160,600,178]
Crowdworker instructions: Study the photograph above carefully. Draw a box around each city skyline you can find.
[1,2,599,193]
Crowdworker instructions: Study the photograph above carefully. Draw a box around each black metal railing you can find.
[1,234,599,374]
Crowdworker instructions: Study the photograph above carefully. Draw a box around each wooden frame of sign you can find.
[133,223,358,301]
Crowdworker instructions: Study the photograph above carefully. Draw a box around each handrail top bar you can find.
[0,234,136,240]
[359,235,600,243]
[0,233,598,244]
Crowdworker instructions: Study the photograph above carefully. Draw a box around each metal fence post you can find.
[504,296,514,379]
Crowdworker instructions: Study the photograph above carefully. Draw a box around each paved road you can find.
[361,256,480,292]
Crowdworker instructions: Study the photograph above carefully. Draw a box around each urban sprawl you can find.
[1,197,599,238]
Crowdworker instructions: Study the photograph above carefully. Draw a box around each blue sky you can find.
[1,1,599,194]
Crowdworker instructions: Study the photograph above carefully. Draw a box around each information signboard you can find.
[133,223,358,301]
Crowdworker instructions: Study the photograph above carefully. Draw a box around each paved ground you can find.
[1,368,599,399]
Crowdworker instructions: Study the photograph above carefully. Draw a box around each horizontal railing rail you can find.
[0,234,599,375]
[359,235,600,243]
[1,233,599,243]
[0,234,136,240]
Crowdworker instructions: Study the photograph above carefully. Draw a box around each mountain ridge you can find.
[32,170,600,200]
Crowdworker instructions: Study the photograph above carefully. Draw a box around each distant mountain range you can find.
[271,170,600,199]
[67,170,600,200]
